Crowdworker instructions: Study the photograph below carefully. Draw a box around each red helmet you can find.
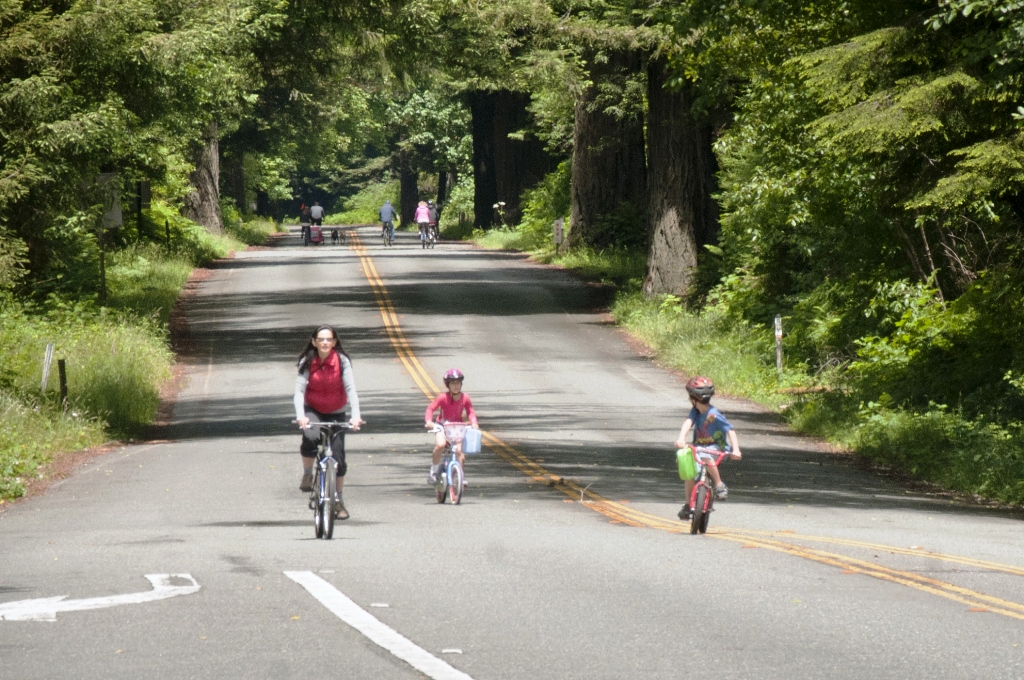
[443,368,465,385]
[686,376,715,403]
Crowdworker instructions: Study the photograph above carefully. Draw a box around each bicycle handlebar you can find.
[291,420,358,430]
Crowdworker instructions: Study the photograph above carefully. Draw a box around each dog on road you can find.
[331,228,340,245]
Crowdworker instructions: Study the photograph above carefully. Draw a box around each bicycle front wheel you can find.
[448,462,463,505]
[690,485,707,535]
[323,458,337,539]
[313,467,324,539]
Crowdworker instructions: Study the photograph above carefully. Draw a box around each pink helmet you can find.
[443,368,465,384]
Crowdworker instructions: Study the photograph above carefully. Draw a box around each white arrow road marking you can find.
[0,574,200,622]
[284,571,474,680]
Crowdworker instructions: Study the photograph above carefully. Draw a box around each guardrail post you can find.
[58,359,68,411]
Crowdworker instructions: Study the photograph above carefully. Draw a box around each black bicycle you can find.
[381,221,395,247]
[299,421,353,539]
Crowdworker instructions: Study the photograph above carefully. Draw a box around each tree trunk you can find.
[643,58,720,297]
[569,52,648,249]
[399,147,418,228]
[437,171,448,205]
[469,90,553,229]
[220,148,246,215]
[183,121,223,233]
[469,92,498,229]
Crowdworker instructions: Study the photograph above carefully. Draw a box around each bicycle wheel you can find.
[323,458,337,539]
[448,461,463,504]
[435,472,448,503]
[690,485,707,535]
[313,466,324,539]
[698,493,712,534]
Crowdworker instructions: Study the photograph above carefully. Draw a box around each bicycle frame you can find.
[301,421,352,539]
[687,447,728,535]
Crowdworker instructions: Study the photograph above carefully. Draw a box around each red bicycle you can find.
[685,447,729,534]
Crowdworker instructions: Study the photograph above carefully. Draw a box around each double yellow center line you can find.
[349,230,1024,621]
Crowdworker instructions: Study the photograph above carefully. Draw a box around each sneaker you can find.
[714,484,729,500]
[299,472,313,492]
[334,501,349,520]
[677,505,691,521]
[428,471,438,484]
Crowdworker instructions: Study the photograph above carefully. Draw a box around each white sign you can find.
[0,574,200,622]
[774,314,783,339]
[553,218,564,245]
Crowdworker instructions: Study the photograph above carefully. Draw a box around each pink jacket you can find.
[415,206,430,223]
[425,392,477,426]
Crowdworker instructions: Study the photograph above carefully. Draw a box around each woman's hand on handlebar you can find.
[349,417,364,431]
[297,416,311,429]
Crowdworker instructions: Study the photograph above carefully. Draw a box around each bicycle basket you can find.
[676,447,698,481]
[442,422,468,444]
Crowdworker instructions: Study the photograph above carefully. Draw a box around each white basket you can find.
[463,427,482,454]
[442,422,468,444]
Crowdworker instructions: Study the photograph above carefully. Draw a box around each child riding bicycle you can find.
[674,376,741,521]
[424,368,478,485]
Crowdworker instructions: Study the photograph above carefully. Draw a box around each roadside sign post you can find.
[774,314,783,375]
[553,218,564,248]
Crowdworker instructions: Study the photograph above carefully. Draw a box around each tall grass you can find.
[0,212,246,501]
[0,392,104,501]
[612,292,789,405]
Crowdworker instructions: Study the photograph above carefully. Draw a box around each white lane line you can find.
[0,574,200,622]
[284,571,474,680]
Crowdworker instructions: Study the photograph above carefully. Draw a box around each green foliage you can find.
[438,175,475,239]
[327,179,400,225]
[225,217,280,246]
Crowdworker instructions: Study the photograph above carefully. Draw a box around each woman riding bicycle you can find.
[415,200,431,242]
[294,325,363,520]
[674,376,742,521]
[424,368,478,485]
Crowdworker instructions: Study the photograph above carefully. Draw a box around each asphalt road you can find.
[2,225,1023,679]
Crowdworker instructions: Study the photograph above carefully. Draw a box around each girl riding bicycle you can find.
[294,325,363,520]
[674,377,741,521]
[424,368,478,485]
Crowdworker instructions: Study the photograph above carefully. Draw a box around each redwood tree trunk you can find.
[184,121,223,233]
[569,52,647,249]
[399,147,418,227]
[643,58,719,297]
[469,90,553,229]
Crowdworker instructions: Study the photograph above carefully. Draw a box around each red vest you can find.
[304,351,348,413]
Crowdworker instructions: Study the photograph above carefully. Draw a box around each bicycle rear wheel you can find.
[690,485,707,535]
[448,461,463,504]
[435,470,448,503]
[323,458,337,539]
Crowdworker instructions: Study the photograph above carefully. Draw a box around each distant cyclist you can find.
[673,376,742,520]
[379,200,398,242]
[427,200,440,240]
[309,202,325,226]
[424,368,478,485]
[415,200,430,242]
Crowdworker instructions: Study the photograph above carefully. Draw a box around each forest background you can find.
[1,0,1022,506]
